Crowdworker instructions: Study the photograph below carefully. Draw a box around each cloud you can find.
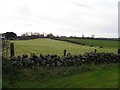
[71,1,88,8]
[0,0,118,37]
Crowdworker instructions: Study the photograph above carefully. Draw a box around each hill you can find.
[12,38,118,56]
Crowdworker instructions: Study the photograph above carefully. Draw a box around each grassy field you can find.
[3,61,118,88]
[59,38,118,48]
[3,38,118,88]
[17,64,118,88]
[12,38,118,56]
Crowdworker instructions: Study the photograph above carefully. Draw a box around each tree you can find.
[21,32,29,37]
[91,35,95,38]
[46,33,54,38]
[4,32,17,40]
[82,34,84,38]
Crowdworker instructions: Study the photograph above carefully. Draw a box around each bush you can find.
[90,45,94,47]
[81,43,85,46]
[99,46,103,48]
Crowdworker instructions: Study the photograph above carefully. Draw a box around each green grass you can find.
[38,64,118,88]
[3,62,118,88]
[61,38,118,48]
[12,38,95,56]
[12,38,118,56]
[3,39,119,88]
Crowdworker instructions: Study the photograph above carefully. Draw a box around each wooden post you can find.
[10,43,14,57]
[118,49,120,54]
[64,50,67,56]
[94,49,97,53]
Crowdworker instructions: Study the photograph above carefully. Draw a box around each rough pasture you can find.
[52,38,118,52]
[12,39,95,56]
[53,38,118,48]
[3,38,119,88]
[12,38,118,56]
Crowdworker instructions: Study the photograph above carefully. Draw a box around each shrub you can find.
[90,45,94,47]
[81,43,85,46]
[99,46,103,48]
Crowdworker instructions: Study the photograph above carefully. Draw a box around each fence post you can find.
[94,49,97,53]
[10,43,14,57]
[64,50,67,56]
[118,49,120,54]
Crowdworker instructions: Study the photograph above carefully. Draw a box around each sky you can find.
[0,0,119,38]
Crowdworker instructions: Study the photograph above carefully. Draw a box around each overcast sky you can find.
[0,0,119,38]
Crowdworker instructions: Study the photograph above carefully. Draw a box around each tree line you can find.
[2,32,55,40]
[2,32,119,40]
[2,32,95,40]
